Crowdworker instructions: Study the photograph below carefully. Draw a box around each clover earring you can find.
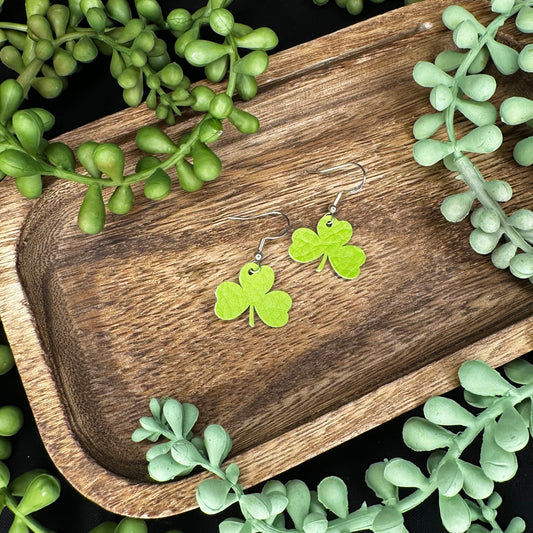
[215,211,292,328]
[289,162,367,280]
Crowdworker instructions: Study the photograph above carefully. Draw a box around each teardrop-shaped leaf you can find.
[494,406,529,452]
[184,40,229,67]
[317,476,348,518]
[458,360,512,397]
[456,125,502,154]
[262,480,286,497]
[458,74,496,102]
[182,403,199,437]
[365,461,398,504]
[413,139,454,166]
[170,439,204,467]
[8,469,48,497]
[457,460,494,499]
[240,493,272,520]
[0,79,23,124]
[424,396,476,427]
[486,38,519,75]
[383,458,429,489]
[439,493,471,533]
[145,442,171,461]
[16,474,60,515]
[203,424,232,466]
[402,417,455,451]
[302,512,328,533]
[266,491,289,516]
[413,61,453,87]
[463,390,494,409]
[12,109,44,155]
[504,359,533,385]
[131,427,154,443]
[138,416,162,434]
[225,463,240,485]
[413,112,445,140]
[93,142,124,182]
[78,184,105,234]
[437,459,464,497]
[456,99,497,126]
[162,399,184,438]
[285,480,311,530]
[480,422,518,481]
[136,125,178,154]
[219,518,246,533]
[0,149,50,177]
[372,506,405,533]
[196,478,233,514]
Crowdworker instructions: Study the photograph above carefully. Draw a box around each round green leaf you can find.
[317,476,348,518]
[402,417,455,451]
[285,480,311,530]
[437,459,464,497]
[438,493,471,533]
[458,360,512,396]
[372,506,405,533]
[203,424,232,467]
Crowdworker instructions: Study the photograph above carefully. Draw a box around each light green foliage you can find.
[214,262,292,327]
[134,357,533,533]
[413,0,533,281]
[0,0,275,234]
[289,215,366,279]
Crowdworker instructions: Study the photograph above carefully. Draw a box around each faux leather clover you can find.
[289,214,366,279]
[215,262,292,327]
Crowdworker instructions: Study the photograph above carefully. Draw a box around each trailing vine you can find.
[413,0,533,281]
[0,0,278,233]
[134,358,533,533]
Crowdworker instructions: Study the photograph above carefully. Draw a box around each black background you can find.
[0,1,532,532]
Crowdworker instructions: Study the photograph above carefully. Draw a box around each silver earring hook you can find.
[308,161,367,219]
[228,211,290,267]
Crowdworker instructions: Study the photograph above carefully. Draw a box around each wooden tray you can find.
[1,0,532,519]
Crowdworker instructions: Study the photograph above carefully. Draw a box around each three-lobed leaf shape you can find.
[289,215,365,279]
[215,262,292,327]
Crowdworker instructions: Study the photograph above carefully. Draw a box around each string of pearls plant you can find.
[0,0,278,234]
[413,0,533,281]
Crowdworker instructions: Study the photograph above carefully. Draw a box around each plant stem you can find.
[442,2,533,256]
[16,57,44,98]
[454,155,533,253]
[222,381,533,533]
[0,487,55,533]
[0,22,28,32]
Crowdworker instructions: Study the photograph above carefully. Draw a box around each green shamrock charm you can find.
[215,262,292,327]
[289,215,366,279]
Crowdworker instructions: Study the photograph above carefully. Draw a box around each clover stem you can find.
[249,305,255,327]
[316,254,328,272]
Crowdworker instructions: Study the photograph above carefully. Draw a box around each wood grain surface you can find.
[0,0,532,518]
